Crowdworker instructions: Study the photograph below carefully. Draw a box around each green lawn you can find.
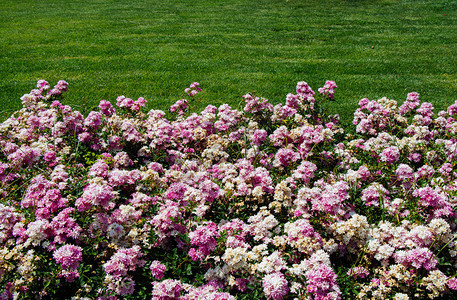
[1,0,456,124]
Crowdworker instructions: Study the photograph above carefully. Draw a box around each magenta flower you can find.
[318,80,338,99]
[103,245,145,278]
[447,278,457,290]
[273,148,300,169]
[296,81,315,96]
[292,161,317,184]
[53,244,83,282]
[305,264,341,300]
[188,222,219,261]
[116,95,135,109]
[251,129,268,146]
[380,146,400,164]
[150,260,166,280]
[99,99,115,116]
[394,247,437,270]
[37,79,51,90]
[243,94,274,113]
[361,183,389,207]
[151,279,182,299]
[76,183,115,211]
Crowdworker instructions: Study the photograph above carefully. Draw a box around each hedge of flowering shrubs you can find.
[1,79,457,300]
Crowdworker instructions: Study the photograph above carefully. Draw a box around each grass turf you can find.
[1,0,456,124]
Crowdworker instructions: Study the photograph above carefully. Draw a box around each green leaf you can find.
[186,263,193,276]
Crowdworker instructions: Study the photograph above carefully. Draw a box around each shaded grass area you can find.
[1,0,456,123]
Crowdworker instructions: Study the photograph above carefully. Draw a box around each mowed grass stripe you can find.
[1,0,456,123]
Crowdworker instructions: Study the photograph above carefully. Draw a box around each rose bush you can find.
[0,79,457,299]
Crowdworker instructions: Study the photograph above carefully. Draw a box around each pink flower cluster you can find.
[318,80,338,99]
[116,95,147,112]
[103,246,145,295]
[53,244,83,282]
[1,80,457,299]
[184,82,202,97]
[150,260,167,280]
[243,94,274,114]
[188,222,219,261]
[170,98,188,115]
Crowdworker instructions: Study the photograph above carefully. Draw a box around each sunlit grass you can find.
[1,0,456,123]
